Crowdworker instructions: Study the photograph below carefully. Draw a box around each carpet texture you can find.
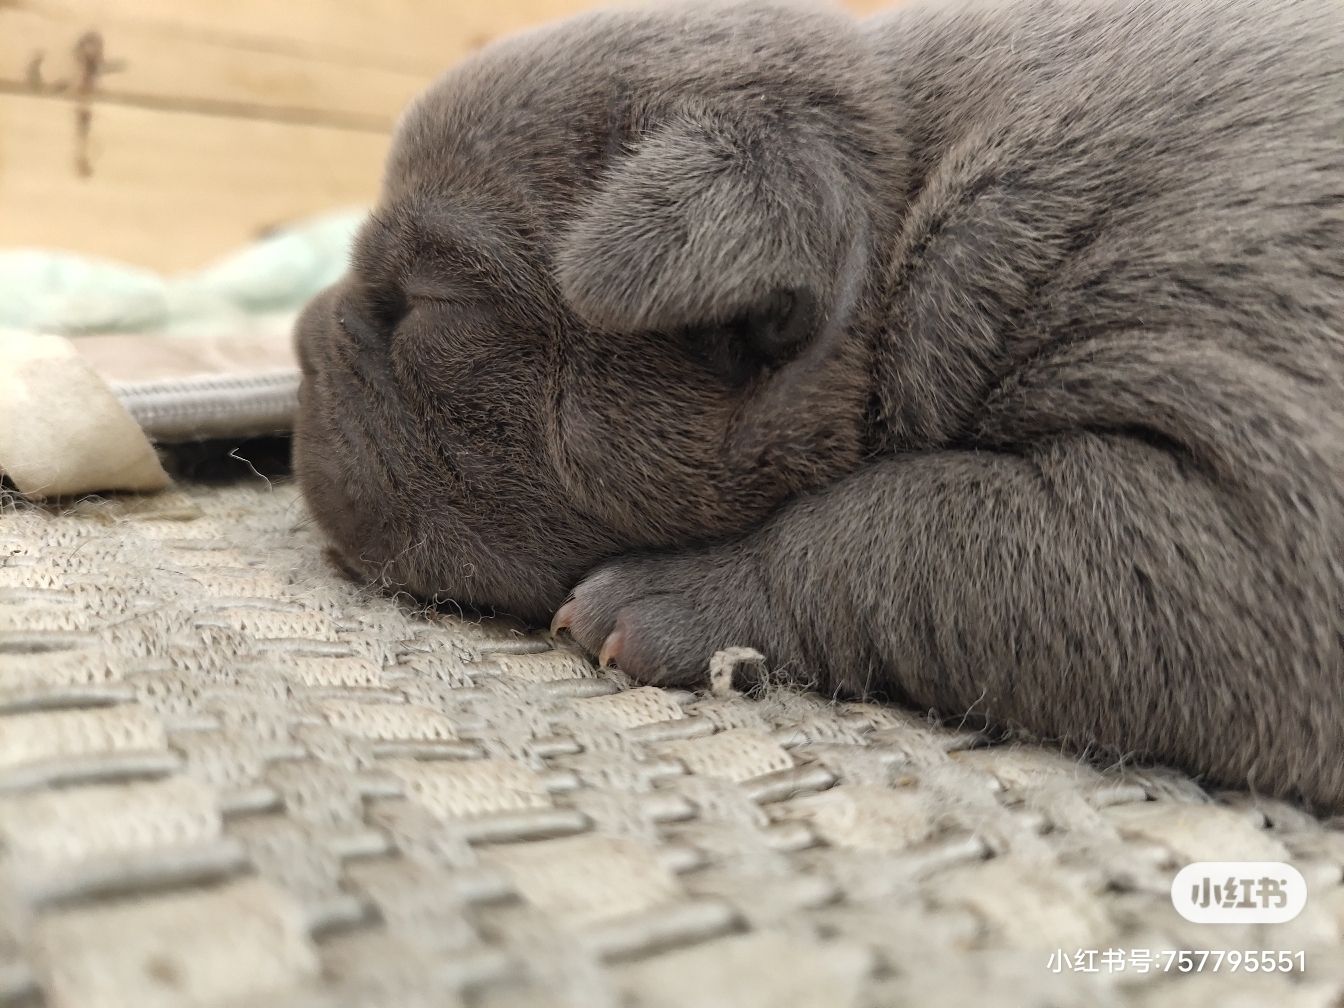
[1,480,1341,1007]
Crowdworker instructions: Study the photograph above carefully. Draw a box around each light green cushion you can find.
[0,209,364,337]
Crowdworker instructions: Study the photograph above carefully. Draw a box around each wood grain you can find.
[0,0,588,127]
[0,92,388,270]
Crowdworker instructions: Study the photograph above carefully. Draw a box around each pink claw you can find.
[550,600,577,636]
[598,629,625,670]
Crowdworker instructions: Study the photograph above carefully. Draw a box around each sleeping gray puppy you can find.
[293,0,1344,810]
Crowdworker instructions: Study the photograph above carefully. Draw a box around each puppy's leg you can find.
[558,389,1343,810]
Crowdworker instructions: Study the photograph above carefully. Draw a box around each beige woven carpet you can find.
[1,480,1341,1008]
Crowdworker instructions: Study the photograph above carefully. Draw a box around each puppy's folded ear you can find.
[554,107,867,359]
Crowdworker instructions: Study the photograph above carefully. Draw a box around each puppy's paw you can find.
[551,548,767,687]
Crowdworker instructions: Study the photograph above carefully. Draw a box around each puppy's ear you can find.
[554,107,866,359]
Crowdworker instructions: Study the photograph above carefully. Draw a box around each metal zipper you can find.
[110,370,300,442]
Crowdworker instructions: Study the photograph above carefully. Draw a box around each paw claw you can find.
[550,600,576,636]
[598,628,625,669]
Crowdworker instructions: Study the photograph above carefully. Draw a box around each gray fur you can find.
[293,0,1344,810]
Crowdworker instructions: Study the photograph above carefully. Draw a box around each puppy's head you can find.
[294,2,902,624]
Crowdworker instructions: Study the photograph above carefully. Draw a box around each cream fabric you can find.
[0,327,301,498]
[0,482,1341,1007]
[70,331,296,386]
[0,331,169,498]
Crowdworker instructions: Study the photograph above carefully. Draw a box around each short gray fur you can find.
[293,0,1344,810]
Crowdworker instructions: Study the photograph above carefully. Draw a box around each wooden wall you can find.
[0,0,889,272]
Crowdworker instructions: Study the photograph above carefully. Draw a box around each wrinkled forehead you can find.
[382,4,861,200]
[351,198,528,280]
[382,23,623,204]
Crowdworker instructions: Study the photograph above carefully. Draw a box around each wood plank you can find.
[32,0,596,72]
[1,2,438,127]
[0,0,599,128]
[0,91,387,271]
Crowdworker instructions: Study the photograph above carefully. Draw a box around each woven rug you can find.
[1,479,1341,1008]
